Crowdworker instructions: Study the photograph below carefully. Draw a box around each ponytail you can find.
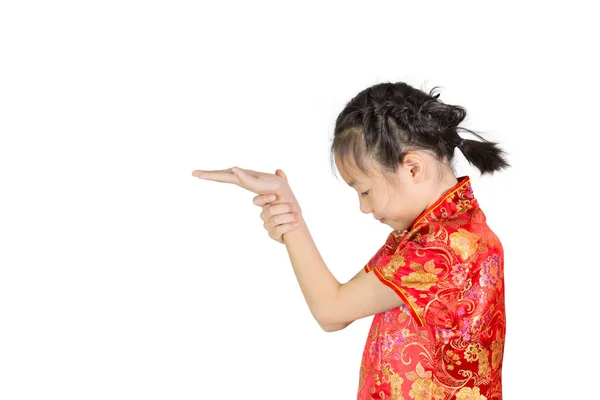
[449,126,510,175]
[458,137,510,175]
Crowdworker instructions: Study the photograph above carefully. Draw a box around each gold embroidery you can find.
[382,255,406,280]
[401,259,443,291]
[477,348,490,376]
[491,338,503,370]
[390,373,405,400]
[444,349,462,371]
[456,386,488,400]
[401,271,438,291]
[408,378,445,400]
[449,229,479,260]
[465,343,483,362]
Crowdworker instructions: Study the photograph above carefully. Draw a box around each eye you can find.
[360,190,370,197]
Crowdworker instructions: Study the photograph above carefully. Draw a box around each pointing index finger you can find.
[192,168,239,184]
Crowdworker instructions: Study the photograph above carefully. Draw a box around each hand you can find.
[252,192,302,244]
[192,167,299,206]
[192,167,302,243]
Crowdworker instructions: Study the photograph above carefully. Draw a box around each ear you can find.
[401,153,427,183]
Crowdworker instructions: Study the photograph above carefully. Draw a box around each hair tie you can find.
[458,138,465,149]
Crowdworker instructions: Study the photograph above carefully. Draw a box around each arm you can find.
[282,215,405,331]
[192,167,403,331]
[319,269,362,332]
[280,214,341,330]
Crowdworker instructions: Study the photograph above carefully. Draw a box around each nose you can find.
[359,197,373,215]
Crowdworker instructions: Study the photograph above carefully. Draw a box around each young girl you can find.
[193,81,509,399]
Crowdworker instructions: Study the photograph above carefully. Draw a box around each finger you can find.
[271,213,299,227]
[200,167,286,195]
[277,222,300,239]
[239,168,268,177]
[232,167,279,194]
[270,222,299,243]
[260,203,296,221]
[231,167,250,187]
[253,193,277,206]
[275,169,288,183]
[263,212,298,232]
[192,168,239,184]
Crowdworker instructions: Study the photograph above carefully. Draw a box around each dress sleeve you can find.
[363,245,383,273]
[364,230,404,273]
[369,238,461,328]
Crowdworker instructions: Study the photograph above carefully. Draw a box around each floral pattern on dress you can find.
[359,176,505,399]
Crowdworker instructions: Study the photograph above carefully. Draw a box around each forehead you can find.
[335,154,379,187]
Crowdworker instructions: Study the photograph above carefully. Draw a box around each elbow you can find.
[316,315,336,332]
[316,306,347,332]
[315,311,337,331]
[317,313,351,332]
[316,291,349,332]
[319,321,348,332]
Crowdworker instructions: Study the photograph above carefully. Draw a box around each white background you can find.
[1,1,598,399]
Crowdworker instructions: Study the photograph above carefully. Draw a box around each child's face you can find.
[336,151,447,232]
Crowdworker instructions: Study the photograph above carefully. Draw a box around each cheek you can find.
[385,194,418,219]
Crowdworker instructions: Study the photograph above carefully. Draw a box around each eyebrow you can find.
[348,179,359,188]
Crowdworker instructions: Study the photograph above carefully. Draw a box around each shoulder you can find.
[409,206,501,264]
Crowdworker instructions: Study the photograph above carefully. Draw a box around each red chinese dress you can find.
[358,176,505,400]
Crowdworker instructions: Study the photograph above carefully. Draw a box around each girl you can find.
[193,81,509,399]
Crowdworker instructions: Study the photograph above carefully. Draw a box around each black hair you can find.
[329,81,510,179]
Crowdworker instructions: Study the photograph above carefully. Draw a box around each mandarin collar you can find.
[387,176,474,242]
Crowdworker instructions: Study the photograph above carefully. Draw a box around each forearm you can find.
[281,214,341,326]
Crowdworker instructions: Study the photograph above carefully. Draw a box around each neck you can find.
[428,170,460,209]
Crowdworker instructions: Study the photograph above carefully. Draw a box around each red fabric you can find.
[358,176,505,400]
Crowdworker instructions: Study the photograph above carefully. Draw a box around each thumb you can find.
[275,169,288,183]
